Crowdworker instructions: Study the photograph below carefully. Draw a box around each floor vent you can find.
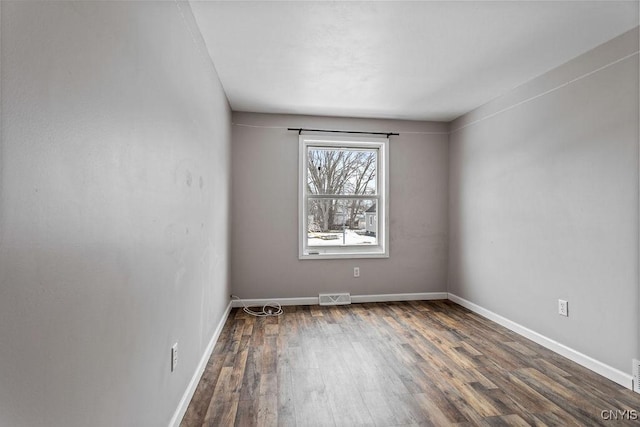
[319,293,351,306]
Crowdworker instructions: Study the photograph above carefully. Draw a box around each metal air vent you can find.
[319,293,351,306]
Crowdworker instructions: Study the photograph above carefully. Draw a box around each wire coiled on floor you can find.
[231,295,283,317]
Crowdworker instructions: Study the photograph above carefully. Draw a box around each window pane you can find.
[307,147,377,195]
[306,198,377,246]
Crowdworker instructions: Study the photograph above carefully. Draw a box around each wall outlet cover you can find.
[558,299,568,317]
[171,343,178,372]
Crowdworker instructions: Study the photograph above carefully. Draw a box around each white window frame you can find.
[299,134,389,259]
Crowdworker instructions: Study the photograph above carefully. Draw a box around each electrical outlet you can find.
[171,343,178,372]
[353,267,360,278]
[558,299,568,317]
[633,359,640,393]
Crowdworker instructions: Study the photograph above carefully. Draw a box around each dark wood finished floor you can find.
[181,300,640,426]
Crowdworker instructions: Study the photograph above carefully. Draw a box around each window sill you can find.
[299,250,389,260]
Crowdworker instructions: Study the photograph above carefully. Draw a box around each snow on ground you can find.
[307,229,376,246]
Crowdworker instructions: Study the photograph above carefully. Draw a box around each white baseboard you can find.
[231,296,318,308]
[447,293,633,389]
[351,292,448,303]
[169,300,233,427]
[231,292,448,308]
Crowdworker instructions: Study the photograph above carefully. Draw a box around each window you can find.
[299,134,389,259]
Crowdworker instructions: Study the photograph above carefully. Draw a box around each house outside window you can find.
[299,134,389,259]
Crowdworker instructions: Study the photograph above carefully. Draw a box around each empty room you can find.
[1,1,639,426]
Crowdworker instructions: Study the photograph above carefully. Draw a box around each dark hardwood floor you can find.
[181,300,640,426]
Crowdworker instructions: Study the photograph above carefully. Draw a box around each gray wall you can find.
[448,28,639,373]
[0,2,231,426]
[231,113,449,299]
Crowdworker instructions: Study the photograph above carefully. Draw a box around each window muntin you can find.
[299,135,388,259]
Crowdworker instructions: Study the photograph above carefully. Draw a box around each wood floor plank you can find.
[511,367,605,425]
[277,365,297,426]
[326,384,375,427]
[291,368,335,426]
[391,392,438,425]
[233,399,257,426]
[181,353,226,426]
[203,397,238,427]
[238,350,260,402]
[413,391,459,425]
[181,302,640,427]
[256,392,278,427]
[261,336,278,374]
[476,361,560,413]
[361,391,404,426]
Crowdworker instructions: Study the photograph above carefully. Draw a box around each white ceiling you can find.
[190,1,639,122]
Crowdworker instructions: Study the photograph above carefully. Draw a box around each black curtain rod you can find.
[287,127,399,137]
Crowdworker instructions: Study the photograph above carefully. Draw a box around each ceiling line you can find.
[450,49,640,135]
[232,122,448,135]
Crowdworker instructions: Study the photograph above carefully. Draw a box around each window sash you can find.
[306,145,379,197]
[305,197,378,248]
